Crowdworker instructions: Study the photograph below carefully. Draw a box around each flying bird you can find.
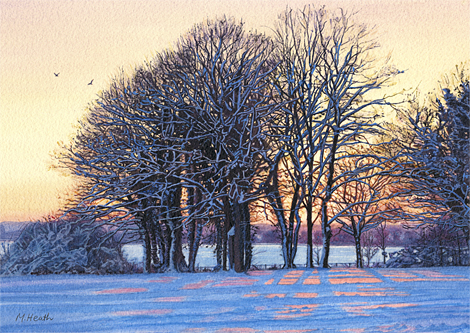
[54,72,59,77]
[88,79,94,85]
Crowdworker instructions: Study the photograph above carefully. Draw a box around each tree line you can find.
[53,5,469,273]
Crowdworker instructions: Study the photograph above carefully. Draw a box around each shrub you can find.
[0,219,134,276]
[386,245,469,268]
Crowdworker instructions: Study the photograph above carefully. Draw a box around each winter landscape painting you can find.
[1,0,469,332]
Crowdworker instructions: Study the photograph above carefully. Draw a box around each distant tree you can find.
[361,230,379,267]
[332,152,400,268]
[376,221,390,265]
[312,229,323,266]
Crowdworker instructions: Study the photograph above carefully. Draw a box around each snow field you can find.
[1,267,469,332]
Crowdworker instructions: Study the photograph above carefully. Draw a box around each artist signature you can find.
[16,313,53,323]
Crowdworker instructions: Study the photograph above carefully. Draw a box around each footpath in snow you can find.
[1,267,469,332]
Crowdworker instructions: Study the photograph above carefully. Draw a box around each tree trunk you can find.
[168,217,187,272]
[149,218,160,268]
[167,226,178,272]
[228,225,235,270]
[265,161,289,268]
[154,220,166,269]
[232,200,244,273]
[287,182,302,268]
[267,193,289,268]
[242,202,252,272]
[320,128,340,268]
[354,235,363,268]
[187,185,196,272]
[166,186,187,272]
[466,229,470,252]
[320,201,332,268]
[143,221,152,273]
[161,218,171,269]
[188,219,196,272]
[189,186,204,272]
[306,195,313,268]
[215,218,223,270]
[192,219,203,270]
[291,204,302,268]
[222,195,233,270]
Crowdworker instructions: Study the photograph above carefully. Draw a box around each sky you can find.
[1,0,469,222]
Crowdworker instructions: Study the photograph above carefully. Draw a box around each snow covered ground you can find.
[1,267,469,332]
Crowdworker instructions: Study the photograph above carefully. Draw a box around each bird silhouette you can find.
[88,79,94,85]
[54,72,60,77]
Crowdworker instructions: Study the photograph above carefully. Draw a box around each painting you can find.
[1,1,469,332]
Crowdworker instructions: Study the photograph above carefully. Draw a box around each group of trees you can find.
[388,65,470,253]
[52,5,468,273]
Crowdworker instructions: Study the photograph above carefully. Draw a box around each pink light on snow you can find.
[154,296,187,302]
[341,303,418,316]
[112,309,172,316]
[330,277,382,284]
[247,270,273,276]
[334,291,408,296]
[213,277,258,287]
[265,278,275,285]
[265,293,286,298]
[265,330,313,333]
[148,276,178,283]
[294,292,318,298]
[181,280,214,290]
[95,287,148,294]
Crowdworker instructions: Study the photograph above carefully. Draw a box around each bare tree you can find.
[361,230,379,267]
[376,220,390,265]
[268,5,328,268]
[331,152,400,268]
[271,5,401,268]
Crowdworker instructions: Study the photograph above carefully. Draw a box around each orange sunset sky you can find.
[1,0,469,222]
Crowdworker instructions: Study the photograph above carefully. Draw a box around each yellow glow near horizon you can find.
[1,0,469,222]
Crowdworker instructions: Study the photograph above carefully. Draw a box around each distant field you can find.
[1,267,469,332]
[0,222,26,241]
[0,221,418,246]
[122,244,403,267]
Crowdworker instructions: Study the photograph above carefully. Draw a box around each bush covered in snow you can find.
[386,245,469,268]
[0,220,134,276]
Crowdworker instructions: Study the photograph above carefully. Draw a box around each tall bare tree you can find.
[271,5,401,268]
